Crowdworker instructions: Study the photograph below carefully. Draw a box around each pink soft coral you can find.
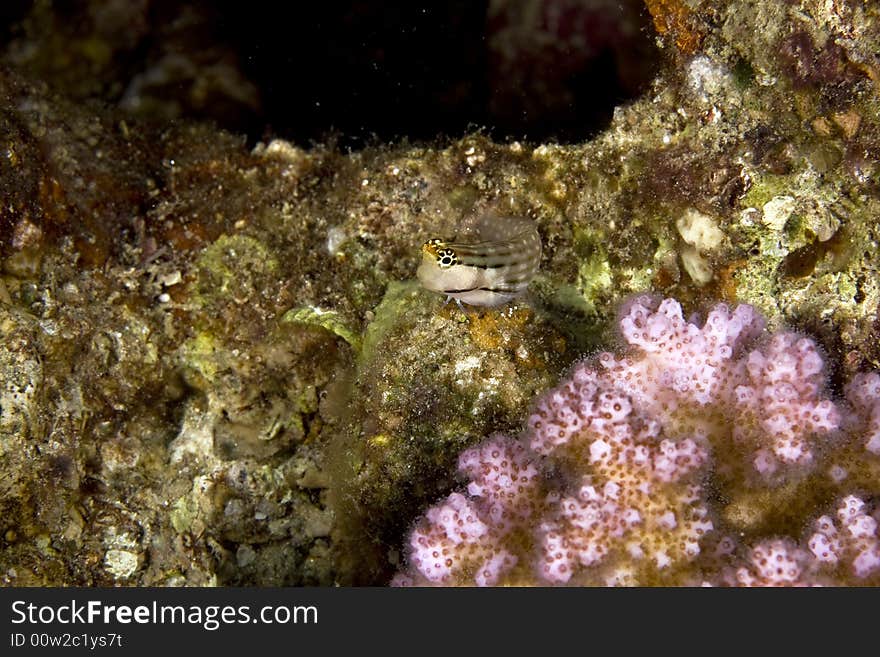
[393,296,880,586]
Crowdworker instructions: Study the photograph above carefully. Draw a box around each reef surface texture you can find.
[1,1,879,585]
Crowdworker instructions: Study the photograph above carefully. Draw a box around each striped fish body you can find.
[417,216,541,307]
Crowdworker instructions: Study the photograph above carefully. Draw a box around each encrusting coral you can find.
[393,295,880,586]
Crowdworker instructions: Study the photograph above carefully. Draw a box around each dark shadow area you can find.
[1,1,661,147]
[224,1,661,146]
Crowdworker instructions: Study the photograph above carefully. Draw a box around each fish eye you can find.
[437,248,457,268]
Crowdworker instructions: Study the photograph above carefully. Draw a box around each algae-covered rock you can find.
[1,1,879,586]
[327,281,576,582]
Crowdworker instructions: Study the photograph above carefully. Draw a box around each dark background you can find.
[1,1,661,148]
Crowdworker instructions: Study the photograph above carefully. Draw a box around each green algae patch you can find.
[194,233,277,283]
[179,332,223,387]
[282,305,362,352]
[358,280,422,366]
[170,489,203,536]
[191,234,280,333]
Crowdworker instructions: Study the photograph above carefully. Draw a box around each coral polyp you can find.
[394,296,880,586]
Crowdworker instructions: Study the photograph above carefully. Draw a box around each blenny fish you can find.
[417,215,542,307]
